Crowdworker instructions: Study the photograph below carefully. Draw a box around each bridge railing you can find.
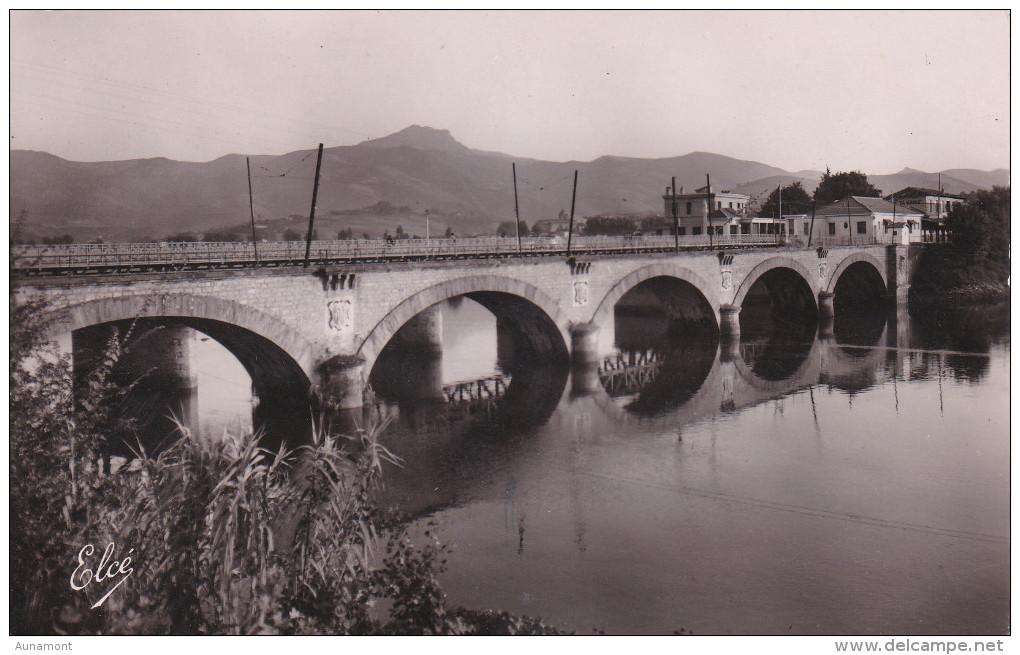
[11,234,788,272]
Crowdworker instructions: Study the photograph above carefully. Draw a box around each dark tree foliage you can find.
[496,220,528,237]
[759,182,813,218]
[947,186,1010,274]
[336,228,354,240]
[582,216,638,236]
[42,234,75,245]
[911,186,1010,306]
[165,232,200,242]
[202,229,244,243]
[813,169,882,206]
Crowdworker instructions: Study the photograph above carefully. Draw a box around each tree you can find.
[336,228,354,240]
[202,229,243,243]
[496,220,528,237]
[395,225,405,238]
[42,234,75,245]
[582,215,637,236]
[282,228,302,241]
[948,186,1010,268]
[813,169,882,206]
[759,182,813,218]
[165,232,199,242]
[444,226,454,238]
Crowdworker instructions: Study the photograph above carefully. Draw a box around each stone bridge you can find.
[13,242,920,446]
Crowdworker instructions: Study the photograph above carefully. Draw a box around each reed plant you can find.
[10,295,563,635]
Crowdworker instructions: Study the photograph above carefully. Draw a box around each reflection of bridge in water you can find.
[598,349,664,396]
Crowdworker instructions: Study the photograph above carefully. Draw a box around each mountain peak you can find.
[360,125,468,153]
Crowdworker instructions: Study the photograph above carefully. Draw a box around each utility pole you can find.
[567,170,578,256]
[807,201,816,247]
[847,195,852,246]
[672,176,679,252]
[303,143,324,268]
[513,162,522,252]
[246,157,259,263]
[776,184,782,243]
[706,173,713,247]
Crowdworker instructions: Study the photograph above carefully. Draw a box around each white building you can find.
[812,196,925,245]
[661,185,752,236]
[884,187,965,224]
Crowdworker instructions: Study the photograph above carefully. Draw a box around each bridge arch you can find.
[47,293,318,450]
[825,251,888,295]
[588,263,721,329]
[732,256,819,309]
[50,292,318,377]
[356,275,572,376]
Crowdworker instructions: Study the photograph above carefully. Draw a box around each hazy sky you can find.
[9,10,1011,173]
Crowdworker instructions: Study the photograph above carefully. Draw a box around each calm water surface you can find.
[192,299,1010,635]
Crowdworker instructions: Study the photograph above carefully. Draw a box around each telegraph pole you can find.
[246,157,259,263]
[513,162,522,252]
[706,173,713,247]
[567,170,578,256]
[672,176,679,252]
[807,201,816,247]
[777,184,782,243]
[303,143,324,267]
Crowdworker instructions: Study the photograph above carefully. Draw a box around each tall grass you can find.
[10,296,564,635]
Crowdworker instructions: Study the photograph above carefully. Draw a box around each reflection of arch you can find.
[588,263,720,328]
[825,251,887,295]
[357,275,571,375]
[732,256,818,308]
[733,339,821,394]
[818,338,886,392]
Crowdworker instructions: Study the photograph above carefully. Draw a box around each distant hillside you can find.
[9,126,1009,242]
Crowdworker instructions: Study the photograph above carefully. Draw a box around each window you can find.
[686,202,692,214]
[856,221,867,235]
[717,201,722,210]
[692,226,702,235]
[803,223,809,235]
[828,223,836,236]
[728,202,733,209]
[730,225,738,235]
[678,227,685,236]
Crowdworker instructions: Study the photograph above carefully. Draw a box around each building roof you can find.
[815,196,924,218]
[886,186,966,200]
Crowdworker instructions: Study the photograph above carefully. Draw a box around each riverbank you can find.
[908,242,1010,309]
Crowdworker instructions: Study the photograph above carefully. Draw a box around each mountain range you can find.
[10,125,1010,242]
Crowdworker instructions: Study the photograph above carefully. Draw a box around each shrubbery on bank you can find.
[9,298,564,635]
[910,187,1010,307]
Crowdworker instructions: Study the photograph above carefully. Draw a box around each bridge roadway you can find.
[11,235,790,275]
[12,237,921,450]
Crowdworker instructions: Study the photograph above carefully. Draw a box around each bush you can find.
[9,296,564,635]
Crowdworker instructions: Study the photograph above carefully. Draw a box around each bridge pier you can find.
[318,355,366,411]
[817,292,835,339]
[73,324,198,454]
[570,322,601,364]
[817,291,835,319]
[390,304,443,353]
[719,335,741,363]
[719,304,741,339]
[570,361,602,396]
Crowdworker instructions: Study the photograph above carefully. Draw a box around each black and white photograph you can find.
[8,9,1011,647]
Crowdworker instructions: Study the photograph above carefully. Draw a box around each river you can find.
[191,298,1010,635]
